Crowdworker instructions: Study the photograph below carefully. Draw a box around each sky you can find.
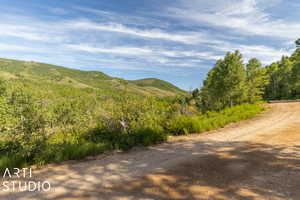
[0,0,299,90]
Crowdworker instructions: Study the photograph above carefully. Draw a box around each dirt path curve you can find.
[1,103,300,200]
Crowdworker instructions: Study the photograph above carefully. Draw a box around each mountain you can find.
[0,58,186,97]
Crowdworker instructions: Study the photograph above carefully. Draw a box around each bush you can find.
[91,95,171,150]
[0,87,48,161]
[134,127,167,146]
[167,104,264,135]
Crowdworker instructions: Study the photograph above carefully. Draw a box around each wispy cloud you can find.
[166,0,300,40]
[66,43,222,66]
[72,6,170,28]
[209,42,293,64]
[0,24,50,41]
[66,19,221,45]
[66,44,153,56]
[0,43,34,51]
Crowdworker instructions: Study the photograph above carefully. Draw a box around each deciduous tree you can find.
[246,58,268,103]
[201,51,247,110]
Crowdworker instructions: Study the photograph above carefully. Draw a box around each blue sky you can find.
[0,0,298,90]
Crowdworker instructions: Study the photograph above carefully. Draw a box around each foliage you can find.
[193,43,300,110]
[132,78,186,95]
[0,75,264,171]
[264,53,300,100]
[295,38,300,48]
[0,58,186,97]
[90,95,171,150]
[2,41,300,172]
[246,58,268,103]
[167,103,264,135]
[200,51,248,110]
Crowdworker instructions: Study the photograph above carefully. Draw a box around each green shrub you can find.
[133,127,167,146]
[0,154,26,172]
[168,104,264,135]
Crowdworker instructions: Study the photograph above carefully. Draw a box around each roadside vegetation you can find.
[0,40,299,171]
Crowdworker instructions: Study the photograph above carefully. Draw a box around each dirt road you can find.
[1,103,300,200]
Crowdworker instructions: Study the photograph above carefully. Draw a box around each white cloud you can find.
[166,0,300,40]
[209,42,293,64]
[66,19,221,44]
[72,6,170,28]
[0,13,68,42]
[0,24,50,41]
[217,0,257,15]
[66,44,153,56]
[66,43,222,62]
[66,41,291,67]
[0,44,34,51]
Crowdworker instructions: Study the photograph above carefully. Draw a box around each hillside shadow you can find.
[1,140,300,200]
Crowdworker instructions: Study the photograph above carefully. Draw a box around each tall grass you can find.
[167,103,264,135]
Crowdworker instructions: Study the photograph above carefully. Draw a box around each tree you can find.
[290,48,300,62]
[289,49,300,98]
[264,56,293,100]
[201,51,247,110]
[264,63,279,100]
[246,58,268,103]
[290,60,300,98]
[277,57,293,99]
[295,39,300,48]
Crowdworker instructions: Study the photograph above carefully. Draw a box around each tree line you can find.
[193,40,300,111]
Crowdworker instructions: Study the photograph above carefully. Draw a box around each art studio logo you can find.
[1,168,51,192]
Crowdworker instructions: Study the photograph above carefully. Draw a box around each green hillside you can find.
[131,78,186,95]
[0,58,185,97]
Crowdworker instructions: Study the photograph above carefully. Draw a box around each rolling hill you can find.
[0,58,186,97]
[132,78,186,94]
